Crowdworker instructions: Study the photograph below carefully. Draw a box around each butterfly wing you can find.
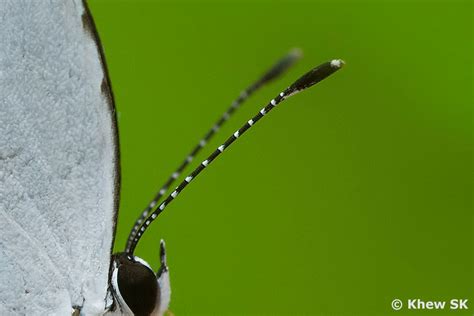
[0,0,119,314]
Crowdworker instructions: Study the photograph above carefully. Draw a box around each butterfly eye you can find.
[112,253,159,316]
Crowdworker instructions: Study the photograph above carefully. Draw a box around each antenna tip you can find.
[289,48,303,59]
[330,59,345,68]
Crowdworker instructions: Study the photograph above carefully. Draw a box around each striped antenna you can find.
[125,49,302,249]
[127,59,345,255]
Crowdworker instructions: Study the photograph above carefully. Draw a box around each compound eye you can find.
[115,253,159,316]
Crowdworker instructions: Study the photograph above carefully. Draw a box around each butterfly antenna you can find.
[125,49,302,250]
[127,59,345,254]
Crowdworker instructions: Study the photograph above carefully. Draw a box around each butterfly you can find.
[0,0,343,315]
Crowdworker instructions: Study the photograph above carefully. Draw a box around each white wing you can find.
[0,0,119,314]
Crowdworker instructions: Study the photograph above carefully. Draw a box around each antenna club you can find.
[285,59,344,96]
[330,59,345,68]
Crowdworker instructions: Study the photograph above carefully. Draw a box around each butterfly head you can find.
[109,240,170,316]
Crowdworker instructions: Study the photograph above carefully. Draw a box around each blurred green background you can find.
[89,0,472,315]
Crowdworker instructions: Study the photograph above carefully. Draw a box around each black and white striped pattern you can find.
[125,49,302,249]
[127,59,345,254]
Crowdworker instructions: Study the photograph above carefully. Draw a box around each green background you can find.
[89,0,472,315]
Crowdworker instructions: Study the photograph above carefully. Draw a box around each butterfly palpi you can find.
[0,0,344,315]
